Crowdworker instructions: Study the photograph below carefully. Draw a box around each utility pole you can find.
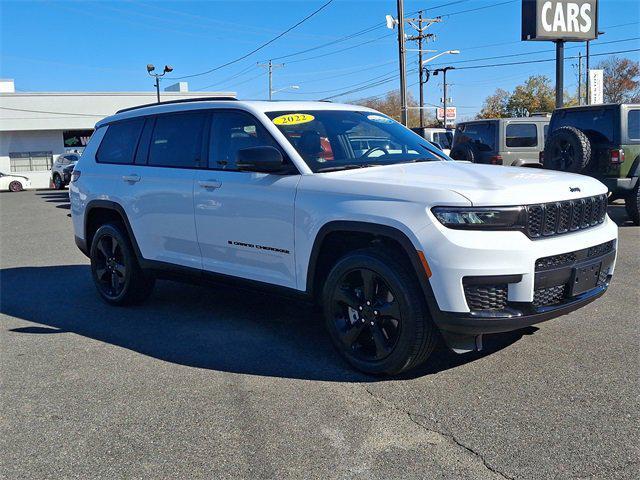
[434,66,454,128]
[406,11,440,128]
[257,60,284,100]
[578,51,583,106]
[555,40,564,108]
[397,0,408,126]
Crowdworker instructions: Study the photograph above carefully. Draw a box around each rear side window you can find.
[148,112,207,168]
[455,123,496,151]
[505,123,537,148]
[555,109,615,144]
[96,118,145,164]
[628,110,640,140]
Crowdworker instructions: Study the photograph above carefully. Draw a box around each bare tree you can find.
[354,90,436,128]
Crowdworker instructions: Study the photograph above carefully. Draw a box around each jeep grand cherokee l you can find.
[69,99,618,375]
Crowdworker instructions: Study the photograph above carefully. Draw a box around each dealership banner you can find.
[589,69,604,105]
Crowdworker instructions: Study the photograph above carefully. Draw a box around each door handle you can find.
[122,174,141,183]
[198,180,222,190]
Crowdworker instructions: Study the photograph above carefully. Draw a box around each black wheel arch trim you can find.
[305,220,441,318]
[84,200,145,262]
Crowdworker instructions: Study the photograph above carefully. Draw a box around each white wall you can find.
[0,130,65,188]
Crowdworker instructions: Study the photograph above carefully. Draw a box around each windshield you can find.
[266,110,448,172]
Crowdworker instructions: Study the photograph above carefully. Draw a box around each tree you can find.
[506,75,555,117]
[478,88,510,118]
[478,76,555,119]
[595,56,640,103]
[354,90,436,128]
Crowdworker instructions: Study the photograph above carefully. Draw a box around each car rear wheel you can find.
[8,181,23,192]
[625,181,640,226]
[53,174,64,190]
[544,126,591,173]
[90,223,155,305]
[322,248,438,375]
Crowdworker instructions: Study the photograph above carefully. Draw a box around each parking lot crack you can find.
[361,385,515,480]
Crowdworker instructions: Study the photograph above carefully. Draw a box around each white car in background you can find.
[0,171,31,192]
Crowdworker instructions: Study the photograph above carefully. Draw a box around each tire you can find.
[449,143,478,162]
[322,248,438,375]
[53,174,64,190]
[543,126,592,173]
[90,223,155,306]
[8,181,23,192]
[625,181,640,226]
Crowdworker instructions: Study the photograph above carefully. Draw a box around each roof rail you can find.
[116,96,237,114]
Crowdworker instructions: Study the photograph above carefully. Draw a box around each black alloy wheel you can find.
[330,268,402,362]
[323,249,438,375]
[90,223,155,305]
[551,138,577,171]
[93,234,127,299]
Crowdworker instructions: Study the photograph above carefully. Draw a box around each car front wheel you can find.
[90,223,155,305]
[322,248,438,375]
[53,174,64,190]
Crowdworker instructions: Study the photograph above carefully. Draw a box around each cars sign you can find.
[522,0,598,42]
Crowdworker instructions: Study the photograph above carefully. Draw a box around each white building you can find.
[0,80,235,188]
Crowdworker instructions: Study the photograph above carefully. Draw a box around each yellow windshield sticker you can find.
[272,113,315,126]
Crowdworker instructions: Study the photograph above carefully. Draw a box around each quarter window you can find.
[455,123,496,151]
[209,111,280,170]
[628,110,640,140]
[505,123,537,148]
[96,119,145,164]
[148,112,207,168]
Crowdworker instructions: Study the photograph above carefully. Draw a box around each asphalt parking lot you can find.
[1,190,638,479]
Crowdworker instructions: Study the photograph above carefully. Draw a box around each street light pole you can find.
[147,64,173,103]
[433,66,454,128]
[396,0,408,126]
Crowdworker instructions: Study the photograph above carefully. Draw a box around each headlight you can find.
[431,206,526,230]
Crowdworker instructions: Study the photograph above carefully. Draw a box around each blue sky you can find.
[1,0,639,118]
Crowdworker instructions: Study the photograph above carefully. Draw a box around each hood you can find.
[324,161,607,206]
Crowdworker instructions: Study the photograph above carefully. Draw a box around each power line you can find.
[454,47,640,71]
[169,0,335,80]
[429,36,640,67]
[443,0,518,17]
[0,106,107,117]
[285,32,394,65]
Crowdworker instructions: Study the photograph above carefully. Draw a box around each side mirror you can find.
[236,146,284,173]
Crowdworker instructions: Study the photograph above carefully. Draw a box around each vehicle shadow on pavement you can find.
[1,265,532,382]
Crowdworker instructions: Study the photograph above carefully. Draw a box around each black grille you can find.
[463,284,508,311]
[535,240,615,271]
[526,194,607,239]
[533,285,567,307]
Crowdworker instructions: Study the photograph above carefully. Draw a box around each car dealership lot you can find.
[1,190,638,479]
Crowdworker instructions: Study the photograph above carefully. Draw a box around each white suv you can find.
[70,98,618,375]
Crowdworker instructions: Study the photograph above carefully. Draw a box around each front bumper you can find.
[416,214,618,346]
[435,279,609,336]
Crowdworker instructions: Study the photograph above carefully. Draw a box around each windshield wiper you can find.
[316,164,378,173]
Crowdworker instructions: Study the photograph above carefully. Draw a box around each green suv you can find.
[544,104,640,225]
